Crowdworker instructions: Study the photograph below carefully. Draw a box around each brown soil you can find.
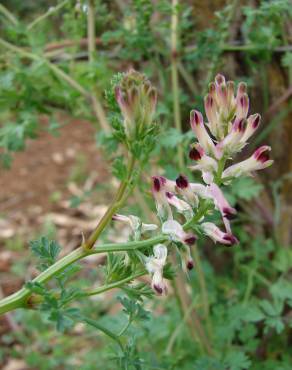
[0,116,107,214]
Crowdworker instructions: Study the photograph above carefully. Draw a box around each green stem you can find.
[83,316,124,350]
[0,4,18,25]
[86,271,146,296]
[87,0,96,63]
[170,0,184,171]
[27,0,69,30]
[84,155,136,249]
[0,235,166,316]
[183,200,211,230]
[215,157,227,185]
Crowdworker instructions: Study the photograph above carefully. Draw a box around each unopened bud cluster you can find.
[115,69,157,141]
[114,74,273,296]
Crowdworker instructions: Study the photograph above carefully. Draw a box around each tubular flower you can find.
[222,146,273,180]
[145,244,168,295]
[190,110,216,156]
[151,176,173,220]
[162,220,197,246]
[215,118,246,158]
[165,192,193,218]
[207,183,236,220]
[189,144,218,183]
[112,214,158,235]
[175,174,199,207]
[240,114,261,144]
[201,222,238,246]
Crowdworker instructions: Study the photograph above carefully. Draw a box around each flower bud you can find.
[235,93,249,119]
[240,114,261,144]
[115,69,157,140]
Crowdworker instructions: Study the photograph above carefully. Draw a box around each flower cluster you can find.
[115,69,157,141]
[115,74,273,295]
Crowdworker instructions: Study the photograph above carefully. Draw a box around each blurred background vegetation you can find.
[0,0,291,369]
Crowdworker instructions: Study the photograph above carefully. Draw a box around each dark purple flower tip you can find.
[184,234,197,246]
[204,94,213,108]
[208,82,216,94]
[252,114,261,129]
[112,214,118,221]
[240,94,249,108]
[187,260,194,270]
[223,207,237,220]
[189,147,202,161]
[237,119,246,132]
[191,110,201,126]
[152,176,161,192]
[153,284,163,295]
[176,174,189,189]
[258,151,270,163]
[223,234,238,246]
[253,146,271,163]
[166,191,174,199]
[152,176,166,192]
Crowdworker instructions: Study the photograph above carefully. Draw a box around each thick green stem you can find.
[84,155,136,249]
[86,271,146,296]
[0,235,166,316]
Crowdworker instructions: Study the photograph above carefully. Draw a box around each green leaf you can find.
[224,351,251,370]
[112,156,127,181]
[30,236,61,271]
[230,177,263,200]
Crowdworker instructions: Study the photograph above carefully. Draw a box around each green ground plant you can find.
[0,1,291,369]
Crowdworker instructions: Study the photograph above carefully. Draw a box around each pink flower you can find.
[215,118,246,158]
[235,93,249,120]
[239,114,261,144]
[189,144,218,184]
[222,146,273,180]
[201,222,238,246]
[175,174,199,206]
[207,183,236,220]
[151,176,173,220]
[190,110,216,156]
